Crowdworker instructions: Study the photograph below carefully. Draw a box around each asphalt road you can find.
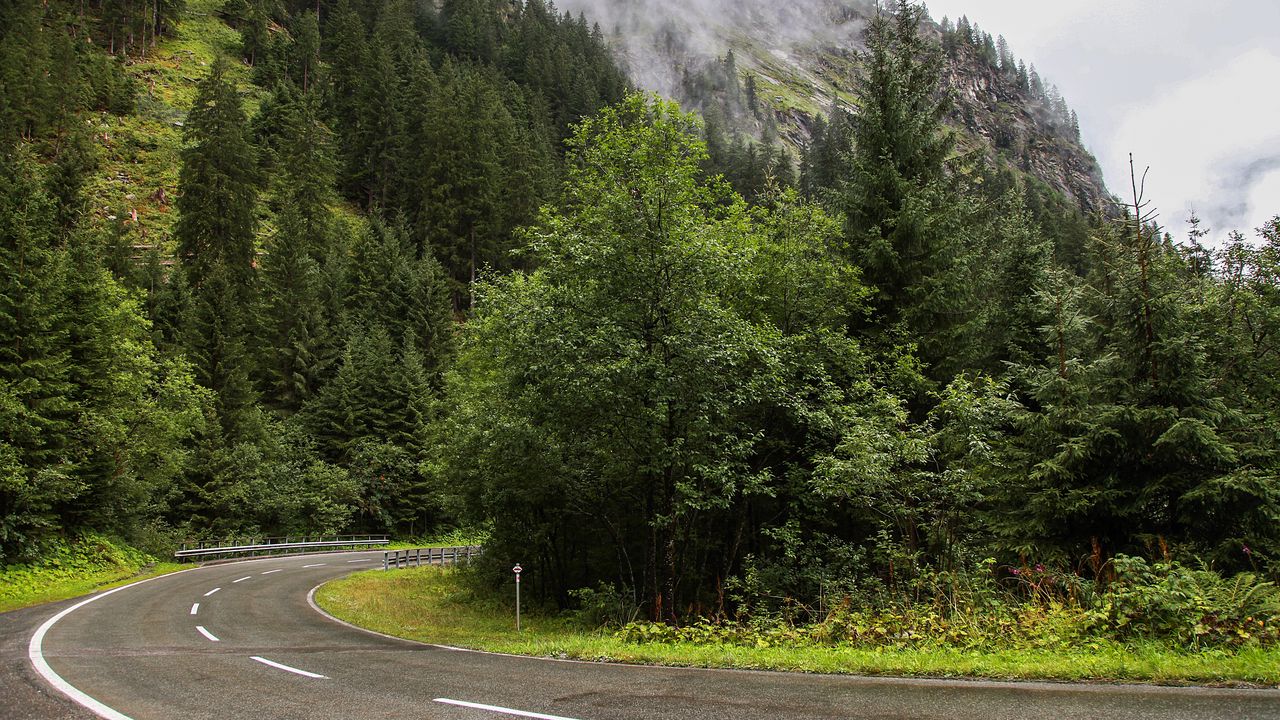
[6,551,1280,719]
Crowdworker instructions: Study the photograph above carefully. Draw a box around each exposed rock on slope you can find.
[555,0,1111,211]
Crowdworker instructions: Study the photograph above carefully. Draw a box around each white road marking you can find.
[302,563,326,568]
[204,587,221,597]
[433,699,582,720]
[262,569,283,575]
[250,656,328,679]
[196,626,220,642]
[233,576,251,583]
[347,559,370,563]
[189,603,199,615]
[29,568,197,720]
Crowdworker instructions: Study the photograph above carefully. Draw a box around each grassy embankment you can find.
[81,0,254,250]
[0,529,485,614]
[0,535,186,614]
[316,566,1280,687]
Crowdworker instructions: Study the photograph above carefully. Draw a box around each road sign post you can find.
[513,564,522,632]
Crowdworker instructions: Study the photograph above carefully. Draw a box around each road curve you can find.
[9,551,1280,720]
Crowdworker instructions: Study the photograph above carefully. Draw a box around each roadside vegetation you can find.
[317,565,1280,686]
[0,534,184,613]
[0,529,484,614]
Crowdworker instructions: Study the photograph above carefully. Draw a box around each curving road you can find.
[6,551,1280,719]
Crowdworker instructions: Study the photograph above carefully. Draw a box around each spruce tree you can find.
[175,55,260,290]
[844,0,956,345]
[258,92,342,415]
[0,147,75,559]
[0,1,53,140]
[175,56,261,440]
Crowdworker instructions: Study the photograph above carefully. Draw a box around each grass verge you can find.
[0,536,185,614]
[315,566,1280,687]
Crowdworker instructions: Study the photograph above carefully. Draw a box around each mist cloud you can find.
[552,0,872,98]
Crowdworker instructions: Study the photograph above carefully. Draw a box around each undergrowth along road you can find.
[315,566,1280,687]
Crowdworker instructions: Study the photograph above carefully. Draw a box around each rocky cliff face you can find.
[940,40,1110,214]
[555,0,1112,213]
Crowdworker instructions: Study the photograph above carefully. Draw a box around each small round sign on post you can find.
[513,564,523,632]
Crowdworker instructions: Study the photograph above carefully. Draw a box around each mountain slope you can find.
[556,0,1110,213]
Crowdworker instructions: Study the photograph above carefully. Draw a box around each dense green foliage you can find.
[438,0,1280,637]
[2,0,1277,660]
[0,0,626,561]
[0,532,181,612]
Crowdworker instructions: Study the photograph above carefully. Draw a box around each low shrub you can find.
[614,556,1280,653]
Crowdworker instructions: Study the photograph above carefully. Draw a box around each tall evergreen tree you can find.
[257,93,343,415]
[175,55,260,290]
[175,56,261,440]
[844,0,957,356]
[0,147,75,558]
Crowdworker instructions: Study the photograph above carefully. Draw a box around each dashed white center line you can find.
[347,559,370,563]
[433,698,582,720]
[189,603,199,616]
[261,569,283,575]
[204,587,221,597]
[196,626,220,642]
[302,563,326,568]
[250,656,328,679]
[233,576,251,583]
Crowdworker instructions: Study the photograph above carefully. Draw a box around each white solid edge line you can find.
[261,569,283,575]
[28,568,197,720]
[203,587,221,597]
[250,656,328,679]
[434,698,582,720]
[233,576,251,583]
[196,626,220,642]
[189,603,199,615]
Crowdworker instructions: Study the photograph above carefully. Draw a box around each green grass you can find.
[0,536,186,614]
[82,0,258,252]
[315,566,1280,687]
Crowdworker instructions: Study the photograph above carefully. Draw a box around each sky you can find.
[921,0,1280,244]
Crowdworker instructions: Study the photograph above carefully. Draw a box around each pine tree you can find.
[175,56,260,290]
[844,0,956,341]
[0,147,76,559]
[258,92,342,415]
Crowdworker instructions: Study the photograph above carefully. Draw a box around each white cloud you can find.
[922,1,1280,243]
[1108,48,1280,241]
[1246,170,1280,234]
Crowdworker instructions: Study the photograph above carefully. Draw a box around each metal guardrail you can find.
[174,534,390,560]
[383,545,484,570]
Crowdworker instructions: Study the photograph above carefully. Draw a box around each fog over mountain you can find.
[552,0,1111,215]
[554,0,871,99]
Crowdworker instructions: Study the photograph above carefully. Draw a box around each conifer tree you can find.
[0,1,53,140]
[844,0,956,342]
[0,147,75,558]
[175,56,261,440]
[258,93,342,415]
[345,218,453,377]
[347,35,401,208]
[290,10,321,92]
[176,56,260,290]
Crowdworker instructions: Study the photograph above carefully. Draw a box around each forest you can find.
[2,0,1278,633]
